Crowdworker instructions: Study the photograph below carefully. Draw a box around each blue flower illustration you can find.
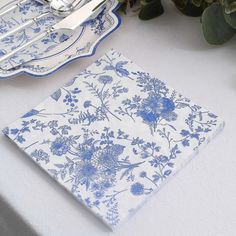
[137,95,177,125]
[72,88,82,94]
[161,111,177,122]
[138,96,161,123]
[71,143,125,190]
[0,25,8,34]
[81,163,97,177]
[97,144,125,169]
[84,100,92,108]
[83,8,106,35]
[63,94,79,107]
[101,180,112,189]
[161,97,175,113]
[94,191,104,199]
[130,182,144,196]
[74,161,99,190]
[19,2,34,14]
[31,149,49,163]
[98,75,113,84]
[50,137,70,156]
[149,155,169,168]
[139,171,147,178]
[78,147,94,161]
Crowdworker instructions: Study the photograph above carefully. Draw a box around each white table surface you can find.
[0,1,236,235]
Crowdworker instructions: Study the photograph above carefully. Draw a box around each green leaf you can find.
[129,0,137,8]
[139,0,164,20]
[192,0,202,8]
[223,0,236,14]
[223,1,236,29]
[118,2,128,14]
[173,0,204,16]
[201,3,235,44]
[224,10,236,28]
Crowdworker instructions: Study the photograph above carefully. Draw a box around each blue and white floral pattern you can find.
[3,49,224,229]
[0,0,121,78]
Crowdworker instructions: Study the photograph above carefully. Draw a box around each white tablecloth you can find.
[0,1,235,235]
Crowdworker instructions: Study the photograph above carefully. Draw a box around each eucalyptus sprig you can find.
[201,0,236,44]
[119,0,236,45]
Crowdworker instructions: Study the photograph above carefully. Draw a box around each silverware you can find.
[37,0,86,17]
[50,0,87,17]
[0,0,106,69]
[0,0,86,42]
[0,0,72,18]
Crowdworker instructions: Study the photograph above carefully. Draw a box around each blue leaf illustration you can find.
[180,129,189,136]
[34,27,41,33]
[10,128,19,135]
[164,170,172,176]
[182,139,190,147]
[22,109,40,118]
[65,77,76,87]
[59,34,69,43]
[45,45,57,52]
[104,65,114,70]
[0,50,6,56]
[17,135,25,143]
[51,89,62,101]
[208,113,217,118]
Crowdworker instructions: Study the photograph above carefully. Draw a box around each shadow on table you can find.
[0,136,111,233]
[0,196,39,236]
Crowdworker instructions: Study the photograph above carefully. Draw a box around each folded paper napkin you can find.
[3,49,224,229]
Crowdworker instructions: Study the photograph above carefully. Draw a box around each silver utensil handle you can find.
[71,0,87,9]
[0,28,54,63]
[0,12,50,42]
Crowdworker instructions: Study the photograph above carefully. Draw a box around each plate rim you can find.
[0,1,121,80]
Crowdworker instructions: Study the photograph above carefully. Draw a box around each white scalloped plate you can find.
[0,0,121,79]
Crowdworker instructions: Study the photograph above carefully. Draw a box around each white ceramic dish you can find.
[0,0,121,79]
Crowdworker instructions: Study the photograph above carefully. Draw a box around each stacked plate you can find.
[0,0,121,79]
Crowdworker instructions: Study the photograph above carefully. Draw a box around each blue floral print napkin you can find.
[3,49,224,230]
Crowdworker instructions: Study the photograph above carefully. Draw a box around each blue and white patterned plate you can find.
[0,0,121,79]
[3,49,224,229]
